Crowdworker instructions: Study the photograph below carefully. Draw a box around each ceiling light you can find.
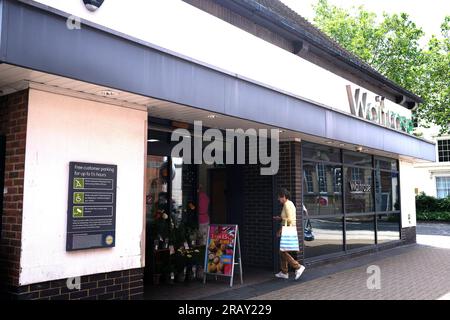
[207,114,217,119]
[325,141,333,144]
[83,0,105,12]
[148,139,160,143]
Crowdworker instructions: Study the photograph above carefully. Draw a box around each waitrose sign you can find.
[346,85,414,134]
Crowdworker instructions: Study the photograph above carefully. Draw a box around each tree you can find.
[312,0,450,134]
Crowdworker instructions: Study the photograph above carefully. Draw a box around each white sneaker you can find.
[295,265,306,280]
[275,271,289,279]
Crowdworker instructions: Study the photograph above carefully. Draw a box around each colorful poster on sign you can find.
[204,225,237,276]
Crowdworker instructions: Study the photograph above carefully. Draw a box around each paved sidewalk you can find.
[417,222,450,249]
[246,223,450,300]
[250,245,450,300]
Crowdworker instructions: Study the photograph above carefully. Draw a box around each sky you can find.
[280,0,450,42]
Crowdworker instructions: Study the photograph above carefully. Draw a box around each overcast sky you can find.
[280,0,450,42]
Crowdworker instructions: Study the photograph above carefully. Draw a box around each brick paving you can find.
[250,245,450,300]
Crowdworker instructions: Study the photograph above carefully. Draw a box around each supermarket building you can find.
[0,0,435,299]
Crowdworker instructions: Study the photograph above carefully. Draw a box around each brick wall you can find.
[275,141,304,263]
[401,226,417,245]
[10,268,144,300]
[0,90,28,297]
[240,140,304,269]
[241,163,273,268]
[183,0,293,52]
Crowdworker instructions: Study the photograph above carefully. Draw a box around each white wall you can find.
[412,125,450,197]
[20,89,147,285]
[30,0,411,124]
[413,167,437,197]
[399,160,417,228]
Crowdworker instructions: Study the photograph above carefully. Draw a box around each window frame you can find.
[437,138,450,163]
[436,176,450,199]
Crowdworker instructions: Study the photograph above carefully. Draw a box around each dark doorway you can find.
[209,168,227,224]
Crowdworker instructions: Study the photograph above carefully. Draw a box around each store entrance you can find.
[144,124,238,291]
[143,120,276,299]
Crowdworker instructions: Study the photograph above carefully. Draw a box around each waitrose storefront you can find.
[0,0,435,300]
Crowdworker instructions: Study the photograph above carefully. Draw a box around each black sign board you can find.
[66,162,117,251]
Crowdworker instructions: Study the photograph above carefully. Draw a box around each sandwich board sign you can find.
[203,224,243,287]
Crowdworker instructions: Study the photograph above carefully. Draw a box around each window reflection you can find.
[303,142,341,163]
[345,215,375,250]
[344,167,374,213]
[377,213,401,243]
[304,217,344,258]
[302,142,402,257]
[375,157,398,171]
[303,162,342,216]
[343,150,372,167]
[146,156,168,224]
[375,170,400,212]
[171,157,184,226]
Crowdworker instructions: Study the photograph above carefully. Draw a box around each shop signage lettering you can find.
[66,162,117,251]
[349,180,372,193]
[346,85,414,134]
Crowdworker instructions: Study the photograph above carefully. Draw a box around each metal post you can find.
[237,227,244,285]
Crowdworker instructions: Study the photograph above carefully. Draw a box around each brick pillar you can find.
[401,226,417,245]
[241,164,273,268]
[275,141,304,263]
[0,90,28,297]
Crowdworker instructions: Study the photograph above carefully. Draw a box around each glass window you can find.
[303,194,343,216]
[302,142,341,163]
[344,167,374,213]
[146,155,169,224]
[377,213,400,243]
[302,141,401,258]
[304,217,344,258]
[375,157,398,171]
[345,215,375,250]
[317,163,327,193]
[375,170,400,211]
[171,157,184,226]
[333,167,342,193]
[304,168,314,193]
[303,162,342,216]
[343,150,372,167]
[438,140,450,163]
[436,177,450,199]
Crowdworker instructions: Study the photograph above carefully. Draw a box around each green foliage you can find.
[416,192,450,212]
[417,211,450,222]
[415,192,450,221]
[312,0,450,134]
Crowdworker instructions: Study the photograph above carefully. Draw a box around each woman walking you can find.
[273,188,306,280]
